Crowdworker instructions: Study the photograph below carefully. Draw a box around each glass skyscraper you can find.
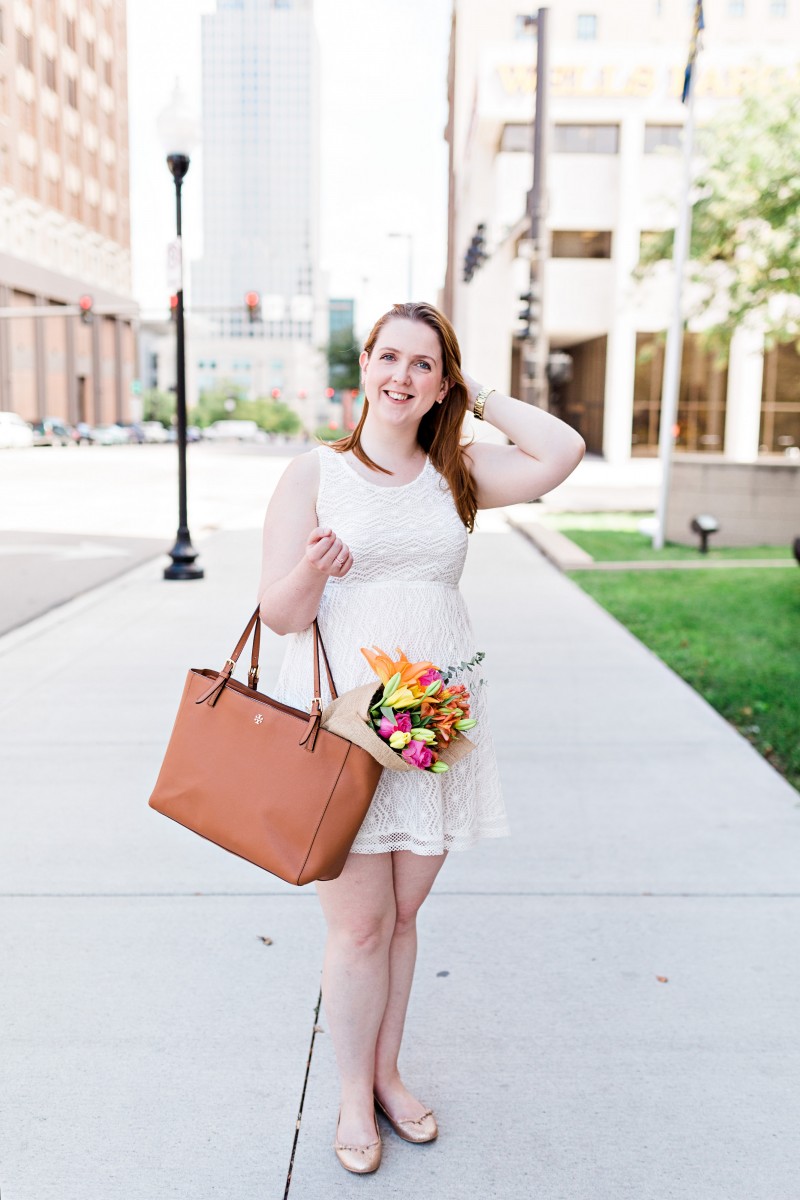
[192,0,322,345]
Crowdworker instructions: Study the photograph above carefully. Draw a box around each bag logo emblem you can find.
[254,714,264,724]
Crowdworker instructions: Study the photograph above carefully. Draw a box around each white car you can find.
[140,421,170,443]
[0,411,34,448]
[203,419,260,441]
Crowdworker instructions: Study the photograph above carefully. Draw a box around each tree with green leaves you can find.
[142,388,176,428]
[327,325,361,391]
[638,84,800,356]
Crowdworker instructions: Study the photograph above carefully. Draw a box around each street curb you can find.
[0,550,168,659]
[504,513,594,570]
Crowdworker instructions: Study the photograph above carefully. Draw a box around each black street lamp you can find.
[158,82,203,581]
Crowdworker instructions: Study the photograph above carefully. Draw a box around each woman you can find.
[258,301,584,1174]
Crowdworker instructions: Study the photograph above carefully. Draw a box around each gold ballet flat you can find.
[374,1094,438,1144]
[334,1112,382,1174]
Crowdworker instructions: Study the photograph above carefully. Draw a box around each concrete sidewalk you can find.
[1,517,798,1199]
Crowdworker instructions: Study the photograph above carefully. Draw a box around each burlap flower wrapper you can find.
[321,682,475,773]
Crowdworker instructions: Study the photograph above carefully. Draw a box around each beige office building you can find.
[445,0,800,462]
[0,0,136,425]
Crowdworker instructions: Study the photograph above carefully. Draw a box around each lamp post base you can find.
[164,529,204,580]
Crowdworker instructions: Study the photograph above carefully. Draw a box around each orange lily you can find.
[361,645,436,688]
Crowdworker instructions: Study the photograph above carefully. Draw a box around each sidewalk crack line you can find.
[283,986,322,1200]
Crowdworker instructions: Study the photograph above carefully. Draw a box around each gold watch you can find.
[473,385,495,422]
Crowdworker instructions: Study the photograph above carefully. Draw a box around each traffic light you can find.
[245,291,261,323]
[270,387,281,400]
[515,286,541,340]
[78,294,93,325]
[462,223,488,283]
[169,294,178,323]
[325,387,335,400]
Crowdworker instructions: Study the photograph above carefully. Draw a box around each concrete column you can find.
[603,321,638,463]
[0,284,11,410]
[65,316,77,425]
[603,113,643,464]
[92,319,102,424]
[724,325,764,462]
[35,292,47,421]
[114,318,123,423]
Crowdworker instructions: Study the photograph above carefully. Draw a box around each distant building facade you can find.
[0,0,136,424]
[446,0,800,462]
[190,0,326,431]
[329,297,355,338]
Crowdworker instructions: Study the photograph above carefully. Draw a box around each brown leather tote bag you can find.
[149,608,383,885]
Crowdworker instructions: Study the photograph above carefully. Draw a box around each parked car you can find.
[88,423,130,446]
[0,411,34,448]
[202,419,260,441]
[140,421,170,443]
[31,417,78,447]
[117,421,145,444]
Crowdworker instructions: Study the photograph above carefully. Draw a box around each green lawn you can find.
[537,513,792,563]
[569,567,800,793]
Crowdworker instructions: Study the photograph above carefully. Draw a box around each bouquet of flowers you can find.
[360,647,477,773]
[318,644,482,775]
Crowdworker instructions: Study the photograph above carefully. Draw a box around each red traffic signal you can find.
[270,387,281,400]
[78,294,93,325]
[169,294,178,322]
[325,387,335,399]
[245,291,261,322]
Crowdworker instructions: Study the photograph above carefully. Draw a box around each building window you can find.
[66,76,78,109]
[500,123,532,152]
[644,124,682,153]
[728,0,745,13]
[103,57,112,86]
[65,16,76,49]
[553,123,619,154]
[86,40,95,70]
[760,342,800,453]
[43,54,57,91]
[770,0,787,13]
[576,13,598,39]
[17,29,33,71]
[552,231,612,259]
[633,332,727,455]
[19,97,35,133]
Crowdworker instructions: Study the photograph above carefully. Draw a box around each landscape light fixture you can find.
[690,514,720,554]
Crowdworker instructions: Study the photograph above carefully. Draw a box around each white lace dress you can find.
[271,445,509,855]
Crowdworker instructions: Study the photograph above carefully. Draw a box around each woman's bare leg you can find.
[373,850,447,1118]
[315,852,395,1146]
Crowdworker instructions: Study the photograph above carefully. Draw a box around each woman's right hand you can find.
[305,527,353,578]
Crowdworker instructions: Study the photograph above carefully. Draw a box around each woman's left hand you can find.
[461,372,480,412]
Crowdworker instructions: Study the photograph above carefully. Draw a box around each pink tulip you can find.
[419,668,442,687]
[379,711,412,740]
[401,740,433,770]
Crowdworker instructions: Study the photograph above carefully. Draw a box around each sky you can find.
[127,0,452,335]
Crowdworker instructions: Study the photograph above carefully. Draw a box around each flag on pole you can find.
[682,1,705,104]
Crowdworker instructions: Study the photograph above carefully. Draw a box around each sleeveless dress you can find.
[271,445,509,856]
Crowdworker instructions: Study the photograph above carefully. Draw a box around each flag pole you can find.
[653,5,703,550]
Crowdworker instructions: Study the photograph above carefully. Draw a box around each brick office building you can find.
[0,0,136,425]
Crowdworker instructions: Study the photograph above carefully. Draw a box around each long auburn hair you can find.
[329,301,478,532]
